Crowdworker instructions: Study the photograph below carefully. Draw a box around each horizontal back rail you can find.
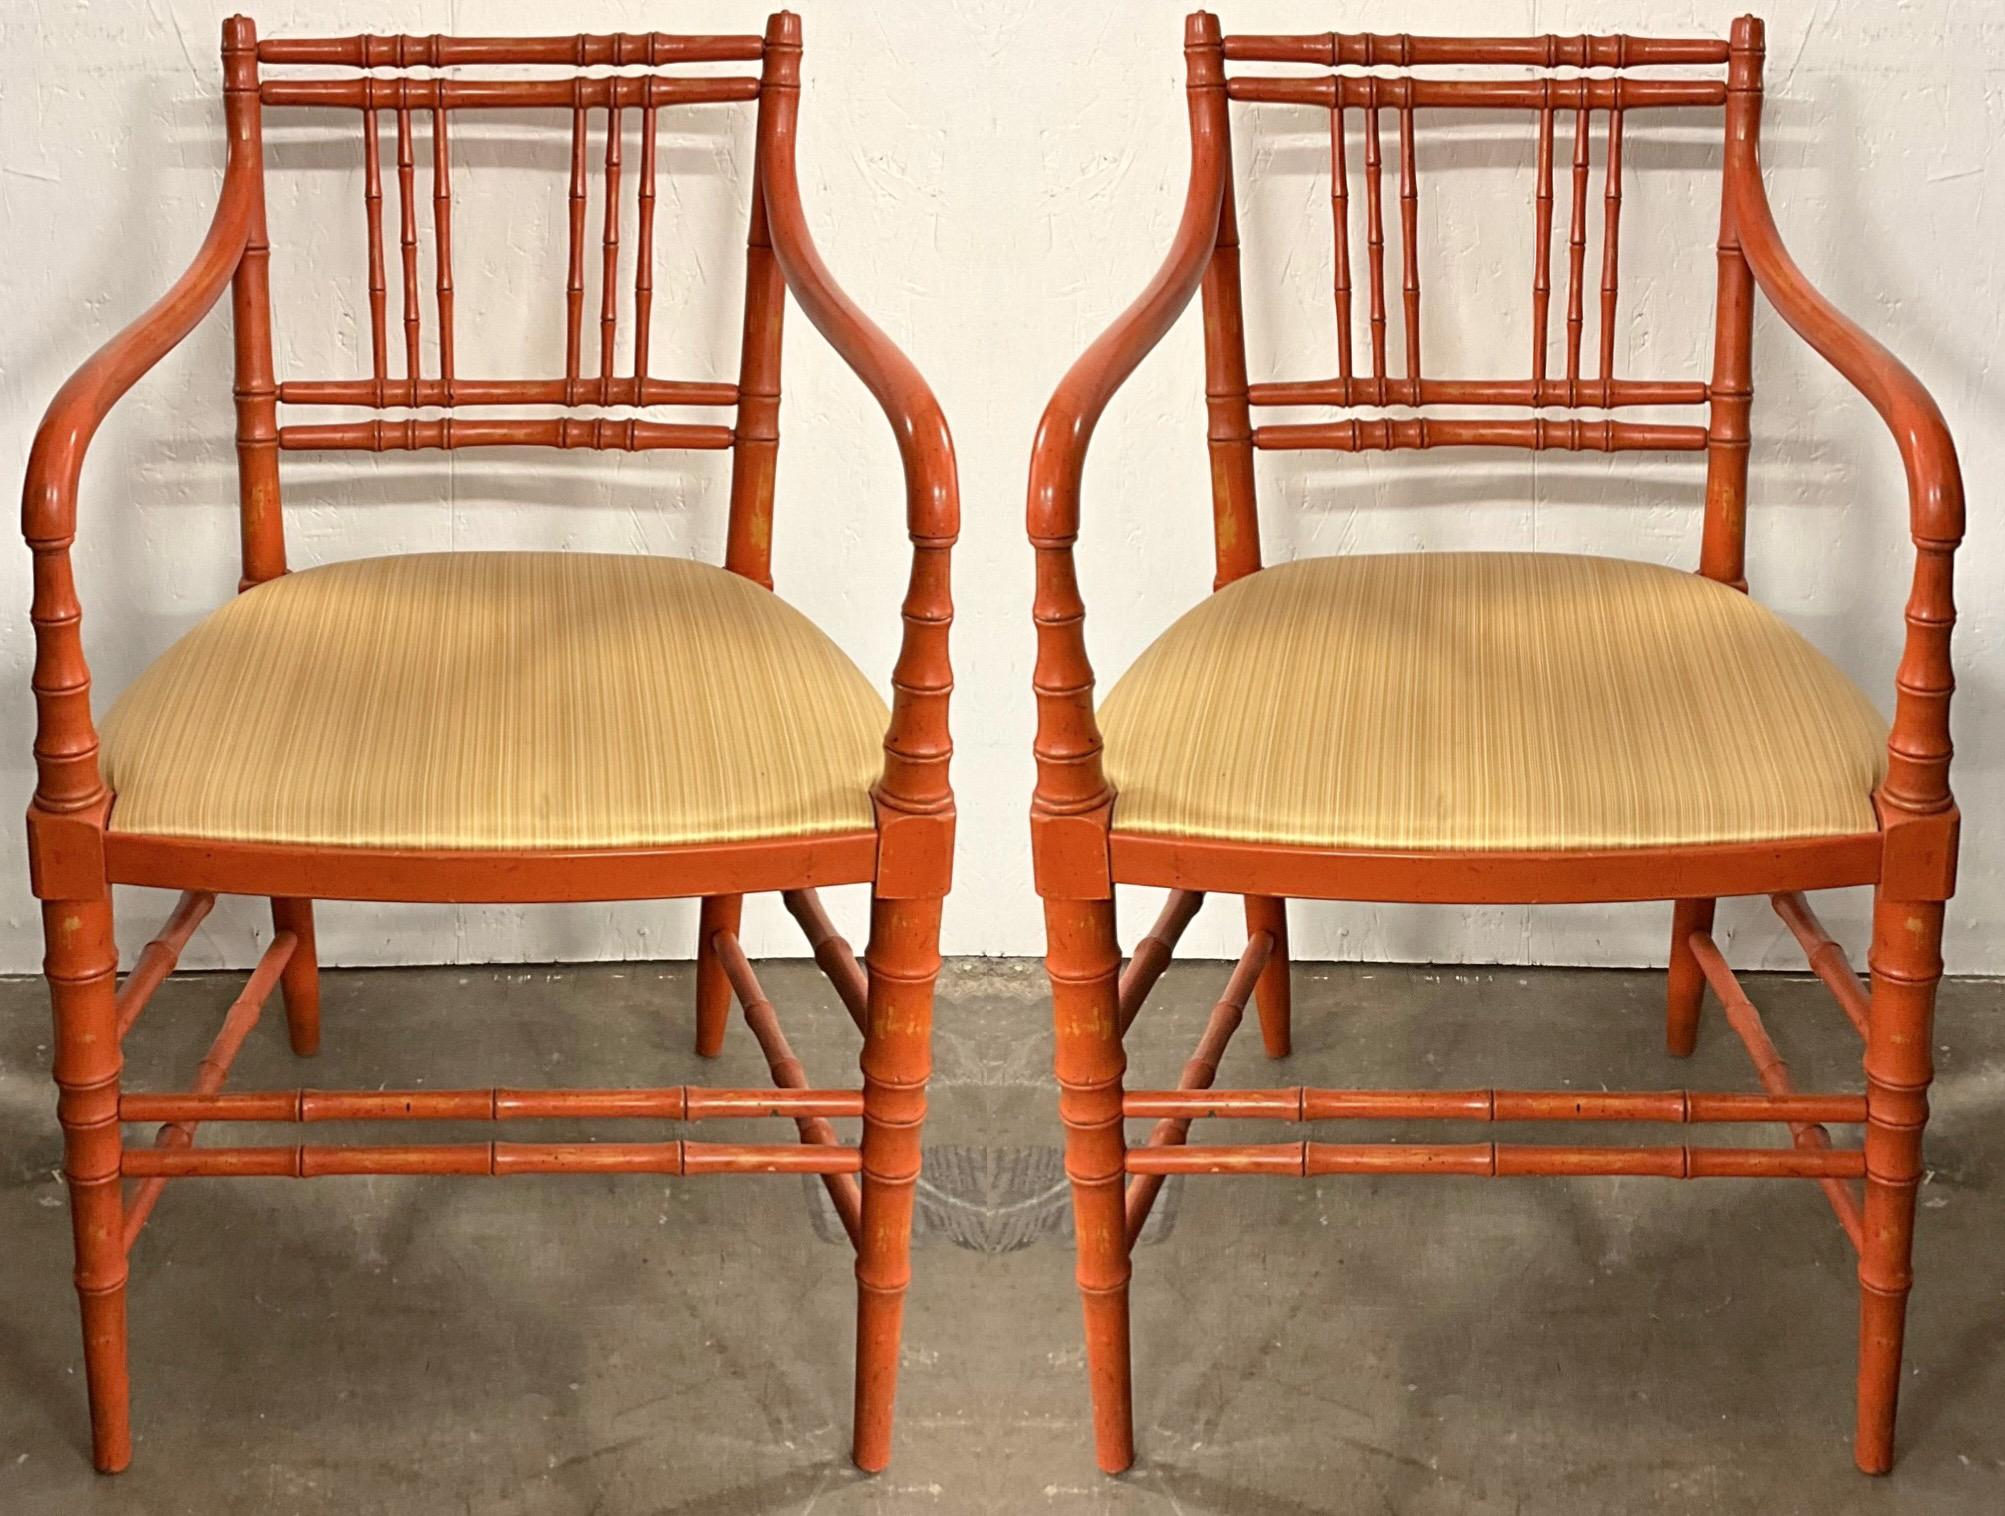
[258,33,764,67]
[1227,77,1724,111]
[1223,33,1730,67]
[261,77,761,110]
[276,418,734,452]
[1249,377,1708,409]
[277,377,737,408]
[1253,417,1705,452]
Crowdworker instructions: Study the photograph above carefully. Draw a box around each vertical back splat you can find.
[1532,94,1555,391]
[1362,83,1388,400]
[362,97,388,397]
[1599,107,1625,400]
[1397,100,1419,385]
[394,88,420,383]
[1565,105,1591,398]
[599,102,623,397]
[432,103,455,394]
[1329,102,1352,397]
[635,103,659,388]
[564,94,588,399]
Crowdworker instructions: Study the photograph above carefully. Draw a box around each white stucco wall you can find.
[2,1,1997,976]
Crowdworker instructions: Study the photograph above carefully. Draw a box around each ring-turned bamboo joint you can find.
[1119,889,1205,1033]
[782,888,869,1032]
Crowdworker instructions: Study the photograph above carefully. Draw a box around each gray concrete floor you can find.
[0,955,2000,1514]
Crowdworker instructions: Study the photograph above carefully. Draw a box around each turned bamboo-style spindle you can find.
[1118,888,1203,1031]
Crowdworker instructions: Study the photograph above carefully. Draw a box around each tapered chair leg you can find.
[694,894,742,1058]
[1244,894,1291,1058]
[1666,898,1716,1057]
[46,895,131,1473]
[1854,893,1942,1474]
[269,897,320,1056]
[851,894,940,1472]
[1046,897,1133,1472]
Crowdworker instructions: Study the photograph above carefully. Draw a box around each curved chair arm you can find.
[1027,19,1230,823]
[758,14,958,835]
[21,152,258,818]
[1726,123,1963,825]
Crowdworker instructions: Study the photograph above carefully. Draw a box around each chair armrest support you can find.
[1726,120,1964,825]
[21,149,257,818]
[1028,19,1230,825]
[758,15,958,844]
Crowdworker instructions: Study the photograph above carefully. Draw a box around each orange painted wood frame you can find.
[21,12,955,1477]
[1029,13,1961,1479]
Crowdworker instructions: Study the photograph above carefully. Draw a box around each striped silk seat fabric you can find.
[1097,552,1888,852]
[100,552,889,850]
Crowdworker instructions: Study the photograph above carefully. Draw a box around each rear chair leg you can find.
[1855,893,1942,1474]
[1244,894,1291,1058]
[851,894,940,1471]
[46,895,131,1473]
[1047,897,1133,1472]
[270,897,319,1056]
[1666,897,1716,1056]
[694,894,742,1058]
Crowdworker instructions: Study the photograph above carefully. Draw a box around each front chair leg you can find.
[851,893,940,1472]
[46,895,132,1473]
[693,894,742,1058]
[1046,897,1133,1473]
[1244,894,1291,1058]
[1855,893,1943,1474]
[270,897,320,1056]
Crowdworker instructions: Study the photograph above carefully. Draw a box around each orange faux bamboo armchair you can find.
[1030,14,1960,1476]
[23,14,955,1474]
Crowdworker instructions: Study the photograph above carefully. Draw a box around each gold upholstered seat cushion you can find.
[1097,552,1887,852]
[99,552,890,850]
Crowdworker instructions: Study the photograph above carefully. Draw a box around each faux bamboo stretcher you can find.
[23,13,956,1477]
[1029,13,1962,1479]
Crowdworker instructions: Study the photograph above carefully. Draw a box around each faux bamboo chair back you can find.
[224,20,794,592]
[1192,21,1761,591]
